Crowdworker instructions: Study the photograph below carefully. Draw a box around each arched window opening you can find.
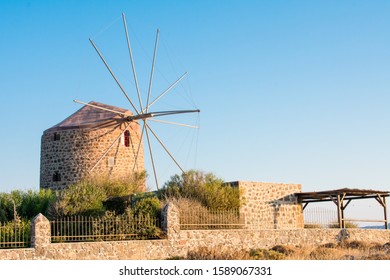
[124,130,130,147]
[53,132,60,141]
[53,171,61,182]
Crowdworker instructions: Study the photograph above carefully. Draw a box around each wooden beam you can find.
[375,194,385,207]
[329,195,338,205]
[342,218,387,223]
[374,195,388,230]
[340,193,347,228]
[383,196,388,230]
[337,194,343,229]
[342,199,352,210]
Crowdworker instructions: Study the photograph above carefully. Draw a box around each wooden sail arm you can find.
[127,109,200,121]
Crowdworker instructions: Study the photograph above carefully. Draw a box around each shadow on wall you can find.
[268,193,302,229]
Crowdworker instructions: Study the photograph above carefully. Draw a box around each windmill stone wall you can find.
[40,102,145,190]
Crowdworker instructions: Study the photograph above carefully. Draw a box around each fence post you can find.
[31,213,51,249]
[161,203,180,239]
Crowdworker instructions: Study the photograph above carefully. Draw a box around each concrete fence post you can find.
[30,213,51,249]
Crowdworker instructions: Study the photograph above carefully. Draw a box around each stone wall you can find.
[235,181,303,229]
[40,122,144,190]
[1,205,389,260]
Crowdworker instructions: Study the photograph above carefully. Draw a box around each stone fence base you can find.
[0,205,389,260]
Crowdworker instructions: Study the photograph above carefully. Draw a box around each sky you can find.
[0,1,389,222]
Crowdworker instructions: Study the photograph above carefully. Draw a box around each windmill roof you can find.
[45,101,132,132]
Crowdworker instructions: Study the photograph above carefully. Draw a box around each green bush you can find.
[132,194,162,217]
[0,193,15,223]
[18,189,56,219]
[48,173,147,219]
[160,170,241,210]
[89,171,146,198]
[0,219,31,247]
[48,181,107,218]
[77,172,147,215]
[0,189,55,223]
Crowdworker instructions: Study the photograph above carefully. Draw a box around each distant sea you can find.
[361,224,389,229]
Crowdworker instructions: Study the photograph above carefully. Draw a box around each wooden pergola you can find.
[296,188,389,229]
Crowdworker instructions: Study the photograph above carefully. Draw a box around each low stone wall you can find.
[0,205,389,260]
[174,228,390,254]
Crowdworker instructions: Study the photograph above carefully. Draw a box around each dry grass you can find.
[164,197,206,211]
[292,241,390,260]
[176,241,390,260]
[186,247,252,260]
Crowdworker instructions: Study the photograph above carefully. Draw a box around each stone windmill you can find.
[40,13,199,191]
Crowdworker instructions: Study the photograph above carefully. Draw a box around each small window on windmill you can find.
[120,132,125,145]
[124,130,130,147]
[53,132,60,141]
[108,157,115,167]
[52,171,61,182]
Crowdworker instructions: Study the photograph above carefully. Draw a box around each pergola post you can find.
[337,194,343,229]
[384,197,388,230]
[376,195,388,230]
[384,199,388,230]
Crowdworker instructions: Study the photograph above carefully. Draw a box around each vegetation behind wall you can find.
[159,170,241,210]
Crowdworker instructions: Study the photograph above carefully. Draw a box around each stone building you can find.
[40,101,145,190]
[231,181,304,229]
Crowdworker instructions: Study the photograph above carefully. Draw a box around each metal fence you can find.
[304,207,338,228]
[50,214,163,243]
[180,208,245,230]
[0,221,30,249]
[180,207,344,230]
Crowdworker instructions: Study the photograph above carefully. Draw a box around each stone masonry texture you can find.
[236,181,304,229]
[40,121,144,190]
[1,203,389,260]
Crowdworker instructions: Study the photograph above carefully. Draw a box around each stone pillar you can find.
[161,203,180,239]
[31,213,51,248]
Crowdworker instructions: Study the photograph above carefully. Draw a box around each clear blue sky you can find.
[1,0,390,220]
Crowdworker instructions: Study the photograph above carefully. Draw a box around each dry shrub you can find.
[329,221,358,228]
[304,224,322,229]
[187,247,251,260]
[370,242,390,254]
[383,242,390,250]
[165,197,208,225]
[361,253,390,260]
[48,180,107,218]
[166,197,206,212]
[169,242,390,260]
[250,248,286,260]
[270,245,296,256]
[168,197,243,230]
[47,172,147,218]
[320,243,338,249]
[161,170,241,210]
[284,244,348,260]
[308,247,344,260]
[88,172,146,198]
[310,241,390,260]
[339,240,370,250]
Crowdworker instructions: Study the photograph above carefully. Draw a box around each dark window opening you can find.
[53,132,60,141]
[124,130,130,147]
[53,171,61,182]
